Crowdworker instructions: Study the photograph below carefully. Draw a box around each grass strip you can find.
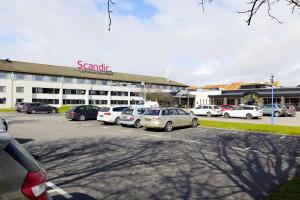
[58,105,73,113]
[0,108,15,112]
[199,120,300,136]
[264,176,300,200]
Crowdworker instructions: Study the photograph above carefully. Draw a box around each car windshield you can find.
[122,109,133,115]
[277,105,282,108]
[99,107,110,112]
[144,109,160,116]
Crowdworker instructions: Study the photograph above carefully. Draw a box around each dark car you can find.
[0,118,52,200]
[24,103,58,114]
[65,105,101,121]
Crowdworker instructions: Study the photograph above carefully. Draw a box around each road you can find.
[2,113,300,200]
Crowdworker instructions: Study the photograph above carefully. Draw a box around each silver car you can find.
[0,119,52,200]
[141,108,199,132]
[120,107,147,128]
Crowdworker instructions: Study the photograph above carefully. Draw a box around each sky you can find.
[0,0,299,86]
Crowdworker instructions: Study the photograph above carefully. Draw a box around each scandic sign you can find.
[76,60,113,75]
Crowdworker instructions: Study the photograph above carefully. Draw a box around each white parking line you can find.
[144,134,164,138]
[280,136,287,139]
[46,182,72,199]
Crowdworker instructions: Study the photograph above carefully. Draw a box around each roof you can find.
[0,60,187,87]
[202,82,276,90]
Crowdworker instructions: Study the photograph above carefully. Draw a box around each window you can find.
[0,72,10,79]
[63,77,74,83]
[177,109,188,115]
[16,87,24,93]
[89,90,108,96]
[34,75,44,81]
[111,91,128,96]
[63,99,85,104]
[168,109,178,115]
[202,106,209,109]
[130,92,141,97]
[111,100,128,105]
[33,88,60,94]
[15,73,25,80]
[89,100,108,105]
[16,98,24,103]
[63,89,86,95]
[144,109,160,116]
[0,86,6,93]
[32,99,59,104]
[112,107,128,112]
[137,108,146,114]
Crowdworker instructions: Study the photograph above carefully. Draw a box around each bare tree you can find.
[107,0,300,30]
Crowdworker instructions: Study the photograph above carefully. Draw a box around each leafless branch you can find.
[108,0,115,31]
[198,0,213,12]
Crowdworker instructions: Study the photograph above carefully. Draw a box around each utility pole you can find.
[271,75,275,126]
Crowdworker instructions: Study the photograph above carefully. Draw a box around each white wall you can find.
[192,90,222,108]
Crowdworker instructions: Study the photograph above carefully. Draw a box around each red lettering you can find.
[76,60,111,73]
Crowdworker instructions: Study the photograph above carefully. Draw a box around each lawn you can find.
[265,176,300,200]
[0,108,15,112]
[199,120,300,136]
[57,105,73,113]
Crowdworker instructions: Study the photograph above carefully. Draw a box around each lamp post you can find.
[141,82,145,100]
[271,75,275,126]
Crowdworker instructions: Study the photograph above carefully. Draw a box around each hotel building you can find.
[0,59,187,108]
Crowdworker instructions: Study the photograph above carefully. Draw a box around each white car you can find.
[97,106,129,124]
[190,105,222,117]
[119,107,147,128]
[223,105,263,119]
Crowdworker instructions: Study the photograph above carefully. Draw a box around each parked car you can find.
[120,107,147,128]
[15,102,28,112]
[65,105,101,121]
[261,104,288,117]
[220,105,235,115]
[285,104,297,116]
[190,105,222,117]
[141,108,198,132]
[97,106,129,124]
[24,102,58,114]
[223,105,263,119]
[0,118,52,200]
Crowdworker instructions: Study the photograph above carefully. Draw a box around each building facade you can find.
[0,60,187,108]
[209,88,300,110]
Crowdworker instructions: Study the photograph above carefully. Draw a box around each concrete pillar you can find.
[223,97,227,105]
[59,88,63,107]
[234,98,238,106]
[85,90,89,105]
[128,92,131,105]
[281,96,285,105]
[260,98,264,106]
[107,90,111,106]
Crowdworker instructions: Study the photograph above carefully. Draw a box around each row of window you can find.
[0,72,183,90]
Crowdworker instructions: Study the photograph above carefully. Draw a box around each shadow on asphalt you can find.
[26,132,300,200]
[52,193,96,200]
[15,138,34,144]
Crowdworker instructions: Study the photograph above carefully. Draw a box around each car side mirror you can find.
[1,118,10,132]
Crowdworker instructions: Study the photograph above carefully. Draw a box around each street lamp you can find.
[141,82,145,100]
[271,75,275,126]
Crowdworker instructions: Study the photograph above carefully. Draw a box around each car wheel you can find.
[51,109,56,114]
[207,112,212,117]
[224,113,230,118]
[79,114,86,121]
[164,121,173,132]
[115,117,121,125]
[31,110,36,114]
[274,112,280,117]
[134,120,141,128]
[246,113,253,119]
[191,118,198,128]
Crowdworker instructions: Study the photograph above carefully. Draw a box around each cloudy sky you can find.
[0,0,299,86]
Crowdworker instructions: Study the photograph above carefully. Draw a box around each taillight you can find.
[129,115,134,121]
[104,112,111,115]
[70,111,75,116]
[21,171,47,200]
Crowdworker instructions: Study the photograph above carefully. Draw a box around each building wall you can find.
[0,71,182,108]
[192,90,222,108]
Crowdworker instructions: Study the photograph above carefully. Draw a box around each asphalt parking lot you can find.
[2,112,300,200]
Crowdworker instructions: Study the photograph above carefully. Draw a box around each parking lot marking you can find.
[178,139,202,144]
[232,147,252,151]
[280,136,287,139]
[46,182,72,199]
